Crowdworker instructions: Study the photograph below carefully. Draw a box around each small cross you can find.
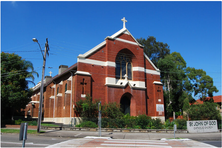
[80,78,87,94]
[49,71,52,76]
[121,17,127,28]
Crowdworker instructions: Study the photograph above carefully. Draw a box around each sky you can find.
[1,1,221,99]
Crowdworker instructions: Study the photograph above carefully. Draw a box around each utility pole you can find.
[33,38,49,133]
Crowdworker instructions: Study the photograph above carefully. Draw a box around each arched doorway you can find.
[120,93,131,115]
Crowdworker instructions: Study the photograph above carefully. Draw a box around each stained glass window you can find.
[115,53,132,80]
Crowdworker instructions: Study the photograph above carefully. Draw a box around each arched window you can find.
[116,53,132,80]
[65,83,67,92]
[57,87,59,95]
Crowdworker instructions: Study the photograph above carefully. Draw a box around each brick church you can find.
[25,17,165,125]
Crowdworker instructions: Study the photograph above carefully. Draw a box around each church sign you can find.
[187,120,218,133]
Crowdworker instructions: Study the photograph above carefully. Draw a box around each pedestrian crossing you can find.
[100,139,172,147]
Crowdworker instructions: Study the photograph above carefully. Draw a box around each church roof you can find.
[195,95,222,104]
[32,63,77,91]
[78,19,143,59]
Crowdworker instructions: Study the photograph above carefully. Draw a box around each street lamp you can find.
[32,38,44,58]
[33,38,49,133]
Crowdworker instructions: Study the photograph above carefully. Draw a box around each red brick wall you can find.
[117,33,136,42]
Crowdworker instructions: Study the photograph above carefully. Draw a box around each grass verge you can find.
[1,129,45,134]
[41,123,60,127]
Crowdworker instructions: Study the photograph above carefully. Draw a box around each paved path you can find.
[38,130,221,141]
[46,137,218,147]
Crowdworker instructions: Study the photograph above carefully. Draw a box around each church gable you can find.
[86,45,106,61]
[116,32,137,42]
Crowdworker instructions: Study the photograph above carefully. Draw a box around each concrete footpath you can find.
[38,130,221,147]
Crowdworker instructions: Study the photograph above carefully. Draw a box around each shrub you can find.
[218,120,221,129]
[136,114,151,129]
[76,121,97,128]
[74,94,100,118]
[164,119,175,129]
[102,102,124,119]
[174,119,187,129]
[15,119,23,125]
[123,114,136,128]
[149,118,163,129]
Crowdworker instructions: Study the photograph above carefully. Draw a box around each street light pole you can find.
[33,38,49,133]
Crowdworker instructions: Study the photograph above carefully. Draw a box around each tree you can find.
[1,52,39,121]
[188,102,221,120]
[185,67,218,101]
[157,52,187,117]
[137,36,170,66]
[182,98,190,120]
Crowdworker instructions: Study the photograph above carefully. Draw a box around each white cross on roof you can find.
[49,71,52,76]
[121,17,127,28]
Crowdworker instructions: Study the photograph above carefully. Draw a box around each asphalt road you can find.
[1,134,72,147]
[200,141,222,148]
[1,132,221,147]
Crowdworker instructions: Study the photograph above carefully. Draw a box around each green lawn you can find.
[1,129,45,134]
[41,123,60,127]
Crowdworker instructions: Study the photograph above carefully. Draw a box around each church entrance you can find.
[120,93,131,115]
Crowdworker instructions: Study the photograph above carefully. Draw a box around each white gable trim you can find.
[78,41,106,58]
[143,53,160,71]
[110,28,126,38]
[122,29,144,47]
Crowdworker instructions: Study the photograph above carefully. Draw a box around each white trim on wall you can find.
[105,77,146,89]
[49,96,55,99]
[146,69,160,75]
[65,90,72,94]
[153,81,163,85]
[78,58,116,67]
[132,67,145,72]
[57,93,62,97]
[75,71,91,76]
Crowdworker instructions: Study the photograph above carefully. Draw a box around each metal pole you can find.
[22,123,27,147]
[37,38,48,133]
[98,101,101,137]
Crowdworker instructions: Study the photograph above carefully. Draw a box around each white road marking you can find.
[104,140,168,144]
[45,139,75,148]
[101,143,172,147]
[74,133,82,137]
[101,139,171,147]
[1,141,49,146]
